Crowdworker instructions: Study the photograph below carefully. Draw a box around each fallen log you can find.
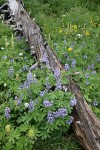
[2,0,100,149]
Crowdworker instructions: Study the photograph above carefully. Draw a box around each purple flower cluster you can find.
[53,108,68,118]
[8,66,14,77]
[85,73,89,79]
[85,73,90,85]
[28,100,34,112]
[23,65,28,71]
[18,83,24,89]
[18,72,37,90]
[65,63,70,71]
[47,111,55,124]
[45,78,51,90]
[5,107,11,119]
[40,90,46,97]
[56,79,62,90]
[47,108,68,124]
[14,95,23,106]
[70,97,77,107]
[54,68,60,79]
[66,116,74,125]
[27,71,33,83]
[23,81,30,89]
[71,59,76,68]
[93,101,98,107]
[43,99,53,107]
[17,99,22,106]
[87,63,94,70]
[42,53,49,67]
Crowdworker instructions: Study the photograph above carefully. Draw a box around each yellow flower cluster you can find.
[5,124,11,133]
[28,129,35,139]
[85,30,90,36]
[67,47,73,52]
[73,25,77,32]
[59,29,63,33]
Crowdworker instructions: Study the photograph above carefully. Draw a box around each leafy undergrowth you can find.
[0,22,83,149]
[0,0,100,149]
[24,0,100,118]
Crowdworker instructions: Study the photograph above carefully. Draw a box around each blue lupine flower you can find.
[40,90,46,97]
[93,101,98,107]
[54,68,60,79]
[66,116,74,125]
[14,95,23,106]
[47,111,54,124]
[65,63,70,71]
[23,65,28,71]
[8,66,14,76]
[85,73,89,79]
[17,98,22,106]
[91,63,94,69]
[18,83,24,89]
[43,99,53,107]
[27,71,33,83]
[28,100,34,112]
[23,81,30,89]
[88,63,94,70]
[45,78,51,90]
[5,107,11,119]
[42,53,48,62]
[42,53,49,67]
[70,97,77,107]
[56,79,62,90]
[53,108,68,118]
[71,59,76,68]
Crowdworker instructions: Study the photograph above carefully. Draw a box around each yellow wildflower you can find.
[73,25,77,32]
[89,86,92,90]
[28,129,35,139]
[59,29,63,33]
[5,124,11,133]
[67,47,73,52]
[85,31,90,36]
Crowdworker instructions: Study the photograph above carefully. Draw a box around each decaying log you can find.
[3,0,100,149]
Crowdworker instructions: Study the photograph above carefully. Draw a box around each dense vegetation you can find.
[0,0,100,149]
[24,0,100,117]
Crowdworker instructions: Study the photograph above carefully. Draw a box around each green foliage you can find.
[0,22,79,149]
[24,0,100,118]
[0,0,100,149]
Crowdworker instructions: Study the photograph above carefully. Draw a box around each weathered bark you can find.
[2,0,100,149]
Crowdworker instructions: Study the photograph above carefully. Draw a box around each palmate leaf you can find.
[19,124,29,132]
[8,129,21,144]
